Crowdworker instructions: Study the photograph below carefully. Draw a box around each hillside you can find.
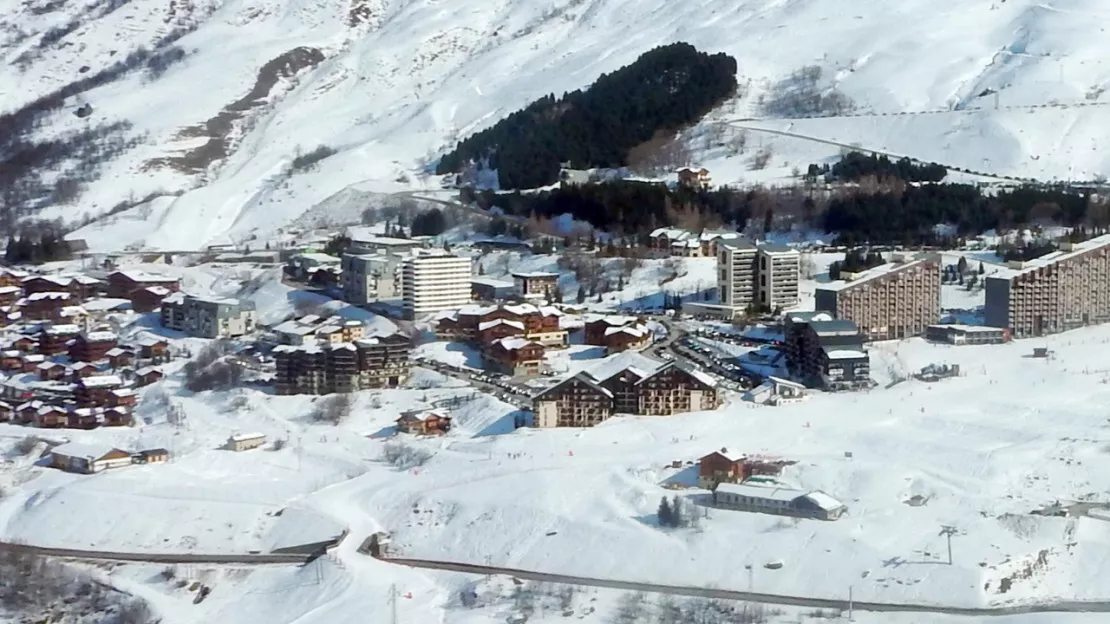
[3,0,1110,249]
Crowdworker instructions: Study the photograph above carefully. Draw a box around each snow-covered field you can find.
[4,0,1109,250]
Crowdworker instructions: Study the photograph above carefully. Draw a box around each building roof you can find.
[585,351,663,383]
[26,291,72,301]
[808,320,861,336]
[767,375,806,390]
[83,331,117,343]
[230,432,265,441]
[479,319,525,331]
[51,442,126,461]
[787,311,835,324]
[715,482,805,502]
[491,337,538,352]
[511,271,559,279]
[135,366,162,377]
[471,277,515,289]
[701,449,747,463]
[802,491,845,511]
[80,374,123,388]
[823,348,868,360]
[604,324,648,338]
[992,233,1110,279]
[143,286,172,297]
[111,270,179,283]
[817,254,934,292]
[534,371,614,400]
[927,323,1003,333]
[0,285,21,295]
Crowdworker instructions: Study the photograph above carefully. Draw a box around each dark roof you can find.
[808,320,861,335]
[533,372,613,400]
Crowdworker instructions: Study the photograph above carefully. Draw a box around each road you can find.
[717,120,1040,184]
[413,357,533,410]
[0,541,313,566]
[383,556,1110,617]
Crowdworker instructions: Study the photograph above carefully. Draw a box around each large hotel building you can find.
[717,241,800,314]
[401,252,473,320]
[814,253,941,341]
[984,234,1110,338]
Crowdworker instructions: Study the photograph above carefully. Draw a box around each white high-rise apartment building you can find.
[402,252,473,319]
[717,241,800,314]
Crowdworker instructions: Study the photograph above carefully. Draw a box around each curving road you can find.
[0,541,312,566]
[384,556,1110,617]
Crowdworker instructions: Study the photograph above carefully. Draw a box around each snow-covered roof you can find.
[471,277,514,288]
[135,335,168,347]
[112,388,136,397]
[143,286,172,296]
[135,366,162,377]
[928,323,1004,334]
[51,442,125,461]
[274,320,317,336]
[649,227,694,240]
[824,349,867,360]
[479,319,524,331]
[25,275,72,287]
[703,449,747,463]
[492,337,538,352]
[788,312,834,324]
[80,374,123,388]
[314,324,342,335]
[112,270,179,283]
[715,482,804,502]
[36,361,61,370]
[604,324,648,338]
[585,351,663,383]
[105,347,128,357]
[0,286,21,295]
[511,271,559,279]
[26,291,71,301]
[537,306,563,317]
[59,305,87,317]
[83,331,117,343]
[992,234,1110,279]
[767,375,806,390]
[817,255,933,292]
[803,491,845,511]
[230,432,265,441]
[22,354,44,363]
[1,350,21,357]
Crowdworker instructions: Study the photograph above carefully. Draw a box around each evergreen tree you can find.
[763,208,774,233]
[670,495,684,528]
[576,286,586,304]
[828,260,842,281]
[657,497,673,527]
[978,261,985,275]
[552,286,563,303]
[957,256,968,275]
[617,275,625,290]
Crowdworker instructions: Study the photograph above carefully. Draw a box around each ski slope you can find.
[3,0,1110,250]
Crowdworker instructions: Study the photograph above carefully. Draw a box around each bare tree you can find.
[311,393,352,425]
[751,146,773,170]
[382,442,432,469]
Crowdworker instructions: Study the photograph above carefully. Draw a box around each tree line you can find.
[808,151,947,183]
[827,248,885,280]
[437,42,738,189]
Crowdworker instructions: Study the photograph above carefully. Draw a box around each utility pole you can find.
[848,584,854,621]
[744,564,753,591]
[939,525,958,565]
[390,583,397,624]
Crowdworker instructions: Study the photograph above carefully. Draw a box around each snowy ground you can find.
[5,0,1104,250]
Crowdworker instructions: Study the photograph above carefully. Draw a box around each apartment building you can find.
[984,234,1110,338]
[814,253,941,341]
[402,253,473,320]
[481,337,545,376]
[346,228,428,255]
[717,241,800,314]
[161,294,257,338]
[273,332,412,395]
[783,312,871,391]
[342,253,402,305]
[532,352,718,427]
[512,272,559,299]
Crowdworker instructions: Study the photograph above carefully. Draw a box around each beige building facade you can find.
[814,253,941,341]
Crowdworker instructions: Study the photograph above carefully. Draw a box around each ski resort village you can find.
[11,0,1110,621]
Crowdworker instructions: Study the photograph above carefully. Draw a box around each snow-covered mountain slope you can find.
[5,0,1110,250]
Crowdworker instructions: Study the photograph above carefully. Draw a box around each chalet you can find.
[476,318,525,344]
[75,374,125,406]
[39,324,81,356]
[50,443,133,474]
[136,336,170,360]
[20,291,73,321]
[106,347,134,369]
[583,316,651,353]
[68,361,97,380]
[482,337,545,377]
[68,407,104,429]
[676,166,711,189]
[109,388,137,408]
[21,276,75,297]
[228,432,266,451]
[135,448,169,464]
[698,449,790,489]
[533,353,719,428]
[131,286,172,313]
[37,361,66,381]
[34,404,69,428]
[68,331,118,362]
[134,366,164,386]
[0,285,20,306]
[395,410,452,435]
[712,482,846,521]
[106,270,180,299]
[512,272,559,299]
[1,350,23,371]
[15,401,42,424]
[104,406,132,427]
[0,400,10,422]
[0,268,28,288]
[12,336,37,352]
[20,354,45,373]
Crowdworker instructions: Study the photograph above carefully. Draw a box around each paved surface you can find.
[384,557,1110,616]
[0,541,313,566]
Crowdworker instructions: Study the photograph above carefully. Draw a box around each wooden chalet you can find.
[34,404,69,428]
[396,410,451,435]
[131,286,172,313]
[0,401,11,422]
[106,347,134,369]
[68,331,118,362]
[134,366,164,386]
[0,350,23,371]
[68,407,104,429]
[481,337,545,377]
[136,336,170,360]
[0,268,28,288]
[109,388,137,408]
[0,285,20,306]
[37,361,66,381]
[104,406,132,427]
[106,270,180,299]
[75,375,125,407]
[12,336,37,352]
[698,449,792,489]
[476,318,525,344]
[39,325,80,356]
[15,401,42,424]
[21,291,73,321]
[68,361,98,380]
[20,354,45,373]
